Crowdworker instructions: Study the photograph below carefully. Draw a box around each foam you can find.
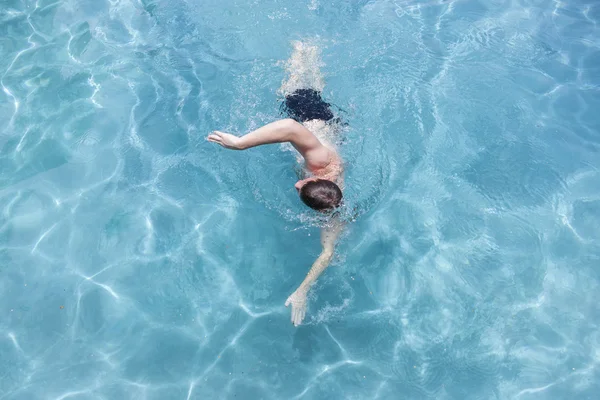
[279,40,326,95]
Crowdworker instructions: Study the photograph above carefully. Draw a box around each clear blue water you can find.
[1,0,600,399]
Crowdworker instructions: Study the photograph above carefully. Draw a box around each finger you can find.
[207,135,222,143]
[294,308,300,326]
[285,298,290,307]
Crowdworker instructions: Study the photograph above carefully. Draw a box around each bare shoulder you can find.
[285,119,322,146]
[283,118,329,156]
[308,147,343,185]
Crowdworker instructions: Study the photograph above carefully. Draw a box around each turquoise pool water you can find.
[1,0,600,399]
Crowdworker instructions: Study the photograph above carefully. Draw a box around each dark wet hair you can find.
[299,179,343,211]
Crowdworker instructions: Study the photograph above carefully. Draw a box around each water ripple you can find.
[1,0,600,399]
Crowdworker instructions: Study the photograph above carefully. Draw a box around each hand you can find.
[207,131,242,150]
[285,288,308,327]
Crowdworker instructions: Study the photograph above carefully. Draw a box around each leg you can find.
[279,41,335,123]
[280,41,325,95]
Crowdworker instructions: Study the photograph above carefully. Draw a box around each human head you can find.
[295,179,342,211]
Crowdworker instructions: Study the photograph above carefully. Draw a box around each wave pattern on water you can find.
[1,0,600,399]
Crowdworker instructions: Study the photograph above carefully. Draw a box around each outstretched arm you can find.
[207,119,323,154]
[285,219,344,326]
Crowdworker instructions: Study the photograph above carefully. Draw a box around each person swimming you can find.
[208,42,344,326]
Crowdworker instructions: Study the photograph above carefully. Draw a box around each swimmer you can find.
[208,42,344,326]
